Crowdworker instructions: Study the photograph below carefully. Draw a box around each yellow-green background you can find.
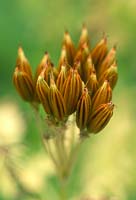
[0,0,136,199]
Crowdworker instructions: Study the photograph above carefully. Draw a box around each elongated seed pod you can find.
[62,68,82,115]
[84,54,95,82]
[86,72,98,96]
[72,71,83,112]
[57,45,68,72]
[63,31,75,66]
[78,24,90,49]
[76,88,91,129]
[13,67,34,102]
[49,78,66,121]
[35,53,57,86]
[97,46,116,78]
[91,36,108,69]
[82,42,90,61]
[35,52,50,82]
[92,80,112,111]
[87,102,114,133]
[99,62,118,89]
[16,47,32,78]
[76,42,90,81]
[36,70,52,115]
[56,65,67,93]
[74,49,83,76]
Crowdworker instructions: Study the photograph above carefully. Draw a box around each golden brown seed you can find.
[91,36,108,69]
[87,102,114,133]
[74,42,90,81]
[76,88,91,130]
[63,31,75,66]
[13,67,34,102]
[92,80,112,111]
[62,68,82,115]
[49,78,66,121]
[35,52,50,82]
[36,70,52,115]
[16,47,32,78]
[99,62,118,89]
[78,24,90,49]
[97,46,116,78]
[86,72,98,96]
[84,54,95,82]
[56,65,67,93]
[57,45,68,72]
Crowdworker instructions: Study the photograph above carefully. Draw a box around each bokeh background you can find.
[0,0,136,199]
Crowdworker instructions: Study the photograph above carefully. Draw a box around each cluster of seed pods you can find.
[13,25,118,134]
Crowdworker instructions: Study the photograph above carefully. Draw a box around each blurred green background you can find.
[0,0,136,199]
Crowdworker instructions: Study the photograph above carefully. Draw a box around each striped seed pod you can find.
[74,49,82,76]
[49,77,66,121]
[42,62,54,86]
[16,47,32,78]
[87,102,114,133]
[81,42,90,64]
[62,68,82,115]
[99,62,118,89]
[76,88,91,130]
[57,45,68,72]
[63,31,75,66]
[78,24,90,49]
[81,43,90,82]
[97,46,116,78]
[86,72,98,96]
[13,67,34,102]
[84,54,95,82]
[52,64,59,81]
[35,52,50,82]
[92,80,112,111]
[91,36,108,69]
[56,65,67,93]
[36,69,52,115]
[74,43,90,82]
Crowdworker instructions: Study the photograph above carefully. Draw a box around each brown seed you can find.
[49,77,66,121]
[99,62,118,89]
[84,54,95,82]
[76,88,91,130]
[62,68,82,115]
[56,65,67,93]
[16,47,33,78]
[86,72,98,97]
[35,52,50,82]
[63,31,76,66]
[36,70,52,115]
[57,45,68,72]
[87,102,114,133]
[78,24,90,49]
[91,36,108,70]
[97,46,116,78]
[75,42,90,81]
[13,67,34,102]
[92,80,112,111]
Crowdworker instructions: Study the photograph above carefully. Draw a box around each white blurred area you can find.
[0,100,54,199]
[0,101,26,145]
[20,153,54,192]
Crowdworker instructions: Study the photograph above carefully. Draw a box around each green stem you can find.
[60,178,68,200]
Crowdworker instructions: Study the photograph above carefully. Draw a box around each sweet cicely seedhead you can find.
[13,25,118,136]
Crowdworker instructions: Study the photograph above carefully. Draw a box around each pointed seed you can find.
[87,102,114,133]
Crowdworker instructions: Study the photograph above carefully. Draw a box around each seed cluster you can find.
[13,26,118,134]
